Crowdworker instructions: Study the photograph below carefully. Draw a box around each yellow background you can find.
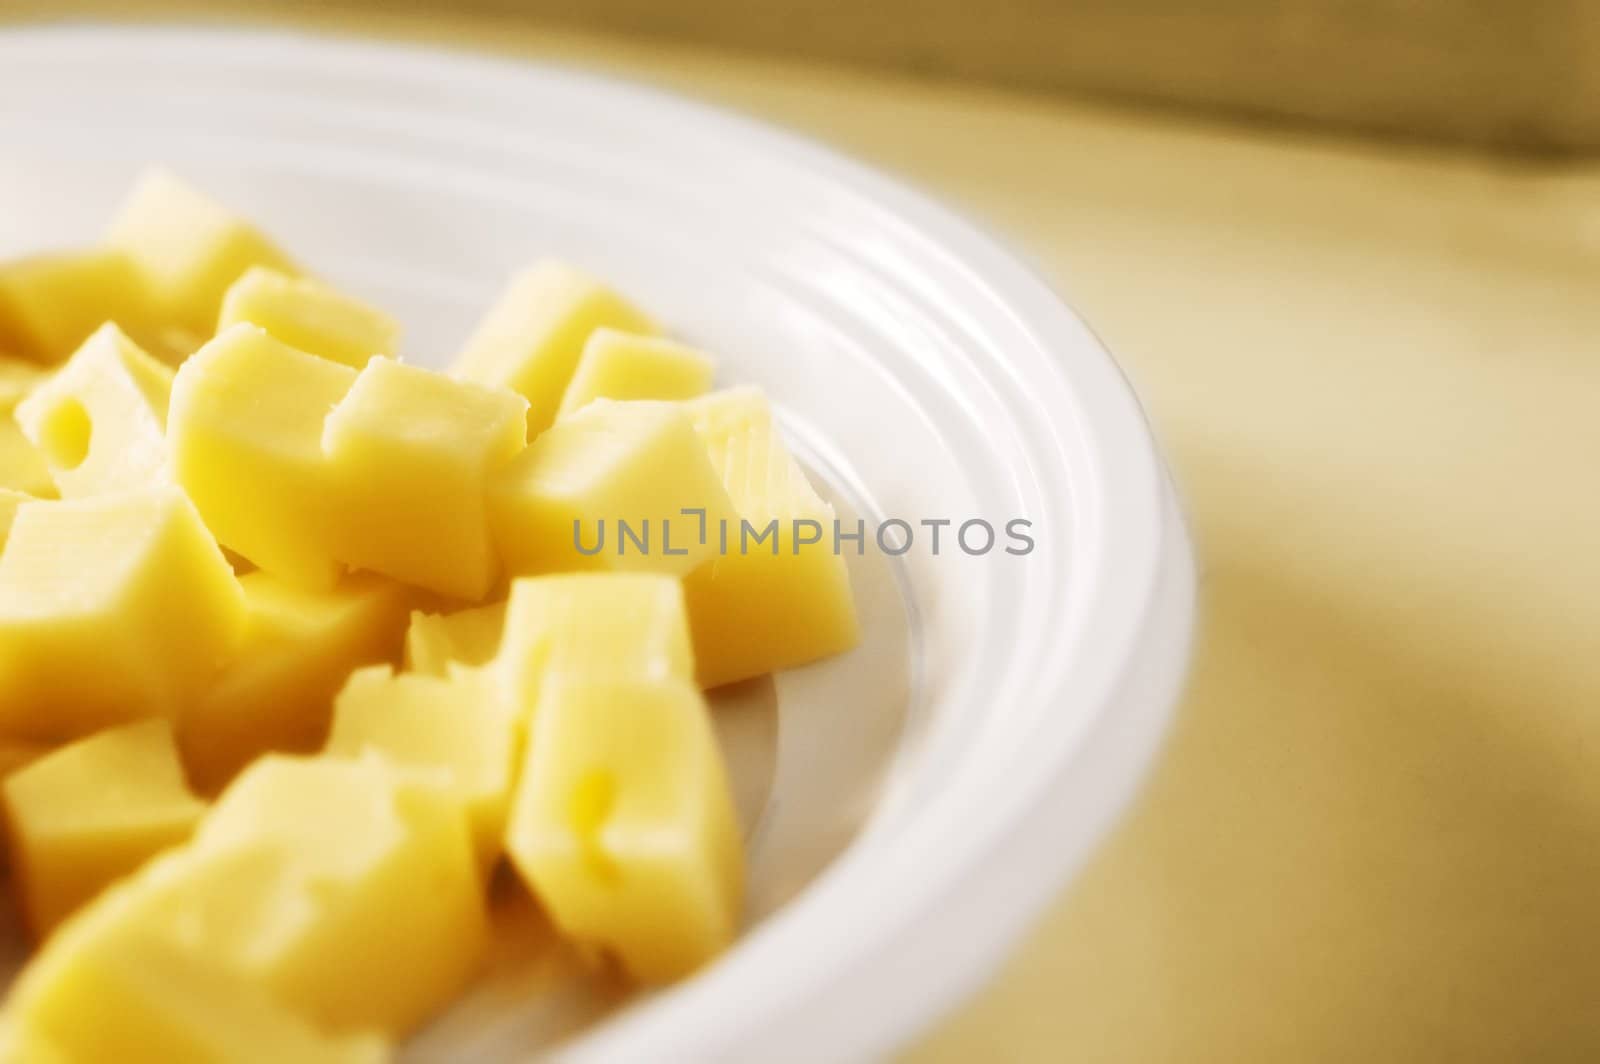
[6,5,1600,1059]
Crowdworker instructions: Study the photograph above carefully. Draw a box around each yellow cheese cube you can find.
[106,170,298,336]
[403,601,506,676]
[0,357,46,409]
[218,267,399,369]
[0,419,54,498]
[322,357,528,600]
[684,388,860,687]
[169,324,356,587]
[13,323,173,498]
[505,677,743,983]
[7,850,389,1064]
[3,719,205,939]
[492,573,694,709]
[452,262,656,435]
[180,572,412,794]
[0,489,246,740]
[489,399,736,578]
[0,249,154,364]
[557,328,714,418]
[190,755,488,1035]
[327,665,520,864]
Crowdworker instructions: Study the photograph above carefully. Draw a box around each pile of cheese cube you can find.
[0,172,860,1060]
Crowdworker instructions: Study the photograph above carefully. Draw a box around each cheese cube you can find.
[169,324,356,588]
[322,357,528,600]
[3,719,205,939]
[0,420,54,498]
[452,262,656,435]
[327,665,520,865]
[0,489,246,740]
[489,399,736,578]
[7,850,389,1064]
[180,572,412,794]
[505,677,743,983]
[106,171,298,336]
[493,573,694,711]
[0,358,46,409]
[218,267,399,369]
[684,389,860,687]
[403,601,506,676]
[557,328,714,418]
[0,249,154,364]
[13,324,173,498]
[191,756,488,1035]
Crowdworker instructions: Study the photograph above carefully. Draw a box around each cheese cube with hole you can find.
[6,848,390,1064]
[505,677,743,983]
[3,719,205,940]
[557,328,714,418]
[492,573,694,713]
[179,572,412,794]
[169,324,356,588]
[106,170,298,337]
[684,388,860,687]
[403,601,506,677]
[0,249,155,364]
[189,755,488,1035]
[218,267,399,369]
[0,358,46,410]
[489,399,736,578]
[0,421,54,498]
[14,324,173,498]
[452,262,656,435]
[0,489,245,740]
[322,357,528,600]
[327,665,520,865]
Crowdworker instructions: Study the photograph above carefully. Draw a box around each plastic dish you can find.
[0,25,1195,1061]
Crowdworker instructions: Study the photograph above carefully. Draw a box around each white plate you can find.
[0,25,1195,1062]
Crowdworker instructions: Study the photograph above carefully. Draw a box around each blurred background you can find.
[6,1,1600,1061]
[16,0,1600,150]
[365,0,1600,152]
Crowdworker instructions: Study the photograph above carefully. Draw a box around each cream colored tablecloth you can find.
[8,5,1600,1059]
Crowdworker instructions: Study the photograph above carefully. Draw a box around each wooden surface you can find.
[5,4,1600,1060]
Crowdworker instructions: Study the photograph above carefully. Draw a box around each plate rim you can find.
[0,23,1196,1060]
